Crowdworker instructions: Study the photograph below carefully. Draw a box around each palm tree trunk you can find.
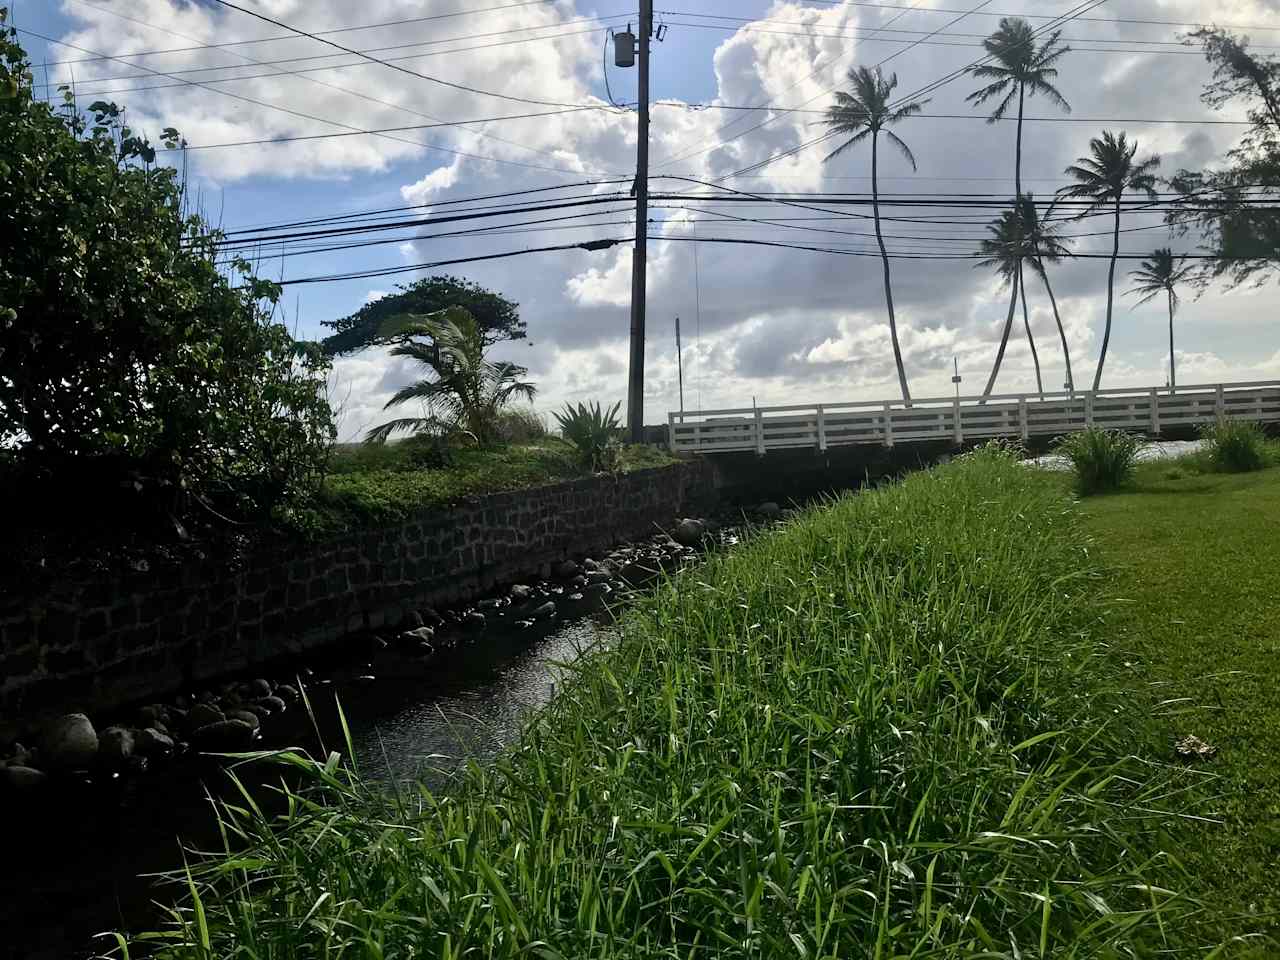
[1037,262,1074,394]
[1018,262,1043,398]
[982,279,1020,397]
[1092,194,1122,392]
[1167,286,1177,389]
[1014,83,1025,200]
[872,130,911,406]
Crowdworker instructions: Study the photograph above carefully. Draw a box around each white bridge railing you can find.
[668,380,1280,455]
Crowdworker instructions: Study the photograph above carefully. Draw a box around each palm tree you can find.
[1058,131,1160,391]
[365,306,536,444]
[977,206,1036,396]
[823,66,928,405]
[1127,248,1193,388]
[968,18,1070,397]
[967,18,1071,199]
[1019,195,1076,393]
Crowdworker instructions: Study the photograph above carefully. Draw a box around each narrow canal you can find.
[1,562,668,960]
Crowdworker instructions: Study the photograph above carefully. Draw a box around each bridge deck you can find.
[668,381,1280,454]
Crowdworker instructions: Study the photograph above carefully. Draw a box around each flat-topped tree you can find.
[1058,131,1160,391]
[822,66,928,406]
[319,275,527,357]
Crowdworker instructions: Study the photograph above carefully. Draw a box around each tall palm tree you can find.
[977,207,1034,397]
[1126,248,1194,388]
[1058,131,1160,391]
[366,306,536,444]
[823,66,928,405]
[968,18,1070,397]
[967,18,1071,199]
[1019,195,1076,392]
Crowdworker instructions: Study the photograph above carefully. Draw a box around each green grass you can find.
[128,445,1217,958]
[1054,427,1143,495]
[1073,464,1280,943]
[283,439,676,536]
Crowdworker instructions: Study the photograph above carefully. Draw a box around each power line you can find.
[37,15,633,90]
[45,0,586,66]
[206,0,618,111]
[17,27,619,178]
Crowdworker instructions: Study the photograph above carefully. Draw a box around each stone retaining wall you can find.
[0,460,716,736]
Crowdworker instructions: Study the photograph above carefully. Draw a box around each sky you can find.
[15,0,1280,440]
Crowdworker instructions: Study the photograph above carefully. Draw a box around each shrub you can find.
[0,17,333,529]
[495,407,547,444]
[553,400,622,471]
[1055,427,1141,494]
[1202,418,1269,473]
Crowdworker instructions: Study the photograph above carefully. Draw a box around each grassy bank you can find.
[286,439,675,536]
[128,446,1209,957]
[1074,462,1280,940]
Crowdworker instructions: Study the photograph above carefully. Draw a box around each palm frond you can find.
[884,130,918,171]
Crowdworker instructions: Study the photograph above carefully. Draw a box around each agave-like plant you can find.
[365,306,536,445]
[554,400,622,471]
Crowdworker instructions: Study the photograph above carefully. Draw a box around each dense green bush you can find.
[1055,427,1142,494]
[1202,418,1270,473]
[0,14,333,530]
[553,399,622,471]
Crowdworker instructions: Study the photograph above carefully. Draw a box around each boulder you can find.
[226,709,261,732]
[187,703,224,730]
[400,626,435,644]
[463,611,487,630]
[191,719,256,751]
[39,714,99,771]
[98,726,135,767]
[276,684,301,703]
[419,607,445,627]
[136,704,165,728]
[4,742,31,768]
[530,601,557,620]
[553,559,581,578]
[673,518,706,547]
[403,609,424,629]
[136,727,175,758]
[238,703,272,722]
[254,695,287,715]
[510,583,535,601]
[477,597,504,610]
[758,501,782,520]
[243,678,273,699]
[0,765,49,792]
[567,592,584,602]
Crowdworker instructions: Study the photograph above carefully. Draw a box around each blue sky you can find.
[15,0,1280,438]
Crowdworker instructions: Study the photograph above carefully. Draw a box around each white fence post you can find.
[816,404,827,452]
[883,401,895,447]
[1018,398,1029,442]
[1149,388,1160,435]
[1084,392,1094,427]
[1215,383,1225,420]
[754,407,765,456]
[953,395,963,445]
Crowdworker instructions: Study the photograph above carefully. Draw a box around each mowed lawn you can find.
[1076,465,1280,935]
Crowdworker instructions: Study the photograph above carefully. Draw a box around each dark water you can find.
[0,590,626,960]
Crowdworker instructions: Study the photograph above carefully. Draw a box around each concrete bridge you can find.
[668,380,1280,455]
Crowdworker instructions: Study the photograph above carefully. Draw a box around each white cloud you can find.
[364,289,389,304]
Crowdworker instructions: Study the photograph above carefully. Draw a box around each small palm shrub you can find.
[495,407,547,444]
[1202,418,1269,473]
[554,400,622,471]
[1055,427,1141,495]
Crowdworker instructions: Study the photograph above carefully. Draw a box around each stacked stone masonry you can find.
[0,461,716,734]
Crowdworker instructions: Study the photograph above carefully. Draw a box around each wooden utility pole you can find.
[625,0,653,443]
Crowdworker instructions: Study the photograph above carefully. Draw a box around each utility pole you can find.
[675,315,684,419]
[625,0,653,443]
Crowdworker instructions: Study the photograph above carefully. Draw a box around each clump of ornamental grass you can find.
[120,443,1211,958]
[1055,426,1142,494]
[1202,418,1270,473]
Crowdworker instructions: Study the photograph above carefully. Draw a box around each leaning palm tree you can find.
[365,306,536,445]
[1057,131,1160,391]
[823,66,928,405]
[1126,247,1194,388]
[967,18,1071,199]
[1019,195,1076,393]
[977,206,1040,397]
